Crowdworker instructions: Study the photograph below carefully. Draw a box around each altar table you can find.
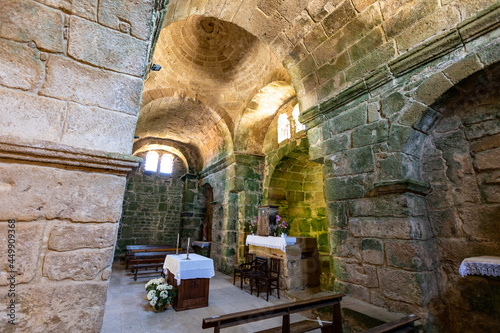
[163,253,215,311]
[245,234,296,252]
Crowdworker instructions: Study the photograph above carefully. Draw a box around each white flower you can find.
[167,285,173,290]
[160,291,168,299]
[147,290,156,300]
[150,297,157,306]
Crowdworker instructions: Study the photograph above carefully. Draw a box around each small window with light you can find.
[144,151,159,172]
[143,151,174,175]
[277,113,290,144]
[160,154,174,174]
[292,104,306,132]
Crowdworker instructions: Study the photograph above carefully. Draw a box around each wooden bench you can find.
[124,244,179,268]
[202,294,344,333]
[131,263,164,281]
[129,250,196,281]
[202,294,420,333]
[130,251,175,281]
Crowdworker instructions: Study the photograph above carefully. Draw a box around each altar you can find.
[163,253,215,311]
[245,235,320,291]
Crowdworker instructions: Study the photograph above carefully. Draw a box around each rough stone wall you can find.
[0,0,161,331]
[267,149,327,249]
[115,154,186,259]
[261,103,331,288]
[200,154,264,272]
[179,173,204,244]
[420,69,500,331]
[300,13,500,330]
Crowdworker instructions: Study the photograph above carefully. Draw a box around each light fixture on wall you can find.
[151,64,162,71]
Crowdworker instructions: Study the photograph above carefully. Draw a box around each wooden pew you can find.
[124,244,179,268]
[129,249,195,281]
[201,295,420,333]
[130,251,173,281]
[202,294,344,333]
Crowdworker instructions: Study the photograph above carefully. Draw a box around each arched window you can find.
[144,151,159,172]
[277,113,290,143]
[292,104,306,132]
[160,154,174,174]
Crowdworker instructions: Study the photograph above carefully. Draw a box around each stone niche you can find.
[248,237,320,291]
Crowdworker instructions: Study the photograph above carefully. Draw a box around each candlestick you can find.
[176,233,179,255]
[185,237,191,260]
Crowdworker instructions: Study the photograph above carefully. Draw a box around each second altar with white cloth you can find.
[163,253,215,311]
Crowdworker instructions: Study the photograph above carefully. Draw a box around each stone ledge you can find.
[0,137,141,176]
[341,296,423,332]
[374,180,431,196]
[199,152,264,178]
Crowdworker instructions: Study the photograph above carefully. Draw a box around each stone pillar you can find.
[179,173,202,245]
[199,153,264,272]
[0,0,165,331]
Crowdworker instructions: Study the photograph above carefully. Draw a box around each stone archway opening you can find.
[115,147,188,259]
[417,64,500,331]
[266,145,330,290]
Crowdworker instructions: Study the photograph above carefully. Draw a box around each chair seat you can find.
[233,253,255,286]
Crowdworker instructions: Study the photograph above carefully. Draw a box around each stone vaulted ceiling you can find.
[138,15,292,168]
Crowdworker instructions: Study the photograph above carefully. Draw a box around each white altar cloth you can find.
[459,256,500,277]
[246,234,296,252]
[163,253,215,285]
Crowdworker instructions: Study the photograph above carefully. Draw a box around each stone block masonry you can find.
[115,155,186,260]
[0,0,161,332]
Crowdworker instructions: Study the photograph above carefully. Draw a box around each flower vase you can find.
[154,304,169,312]
[282,233,287,238]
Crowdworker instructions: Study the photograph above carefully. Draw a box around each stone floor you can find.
[101,264,319,333]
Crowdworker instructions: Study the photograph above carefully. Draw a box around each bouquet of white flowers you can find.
[145,277,176,311]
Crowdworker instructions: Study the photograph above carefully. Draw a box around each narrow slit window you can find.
[160,154,174,174]
[144,151,159,172]
[292,104,306,132]
[277,113,291,143]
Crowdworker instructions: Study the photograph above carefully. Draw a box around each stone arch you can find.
[133,143,190,173]
[407,62,500,332]
[133,137,203,173]
[162,1,500,114]
[135,94,234,169]
[145,14,289,138]
[233,81,296,154]
[393,54,500,183]
[263,139,328,289]
[141,87,235,135]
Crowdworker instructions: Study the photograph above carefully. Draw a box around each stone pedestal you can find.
[248,236,320,291]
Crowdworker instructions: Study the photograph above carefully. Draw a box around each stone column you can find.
[0,0,165,331]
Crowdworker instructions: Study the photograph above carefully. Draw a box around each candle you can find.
[187,237,190,249]
[176,233,179,248]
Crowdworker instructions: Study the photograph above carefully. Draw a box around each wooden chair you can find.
[233,252,254,286]
[255,257,281,301]
[241,256,268,294]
